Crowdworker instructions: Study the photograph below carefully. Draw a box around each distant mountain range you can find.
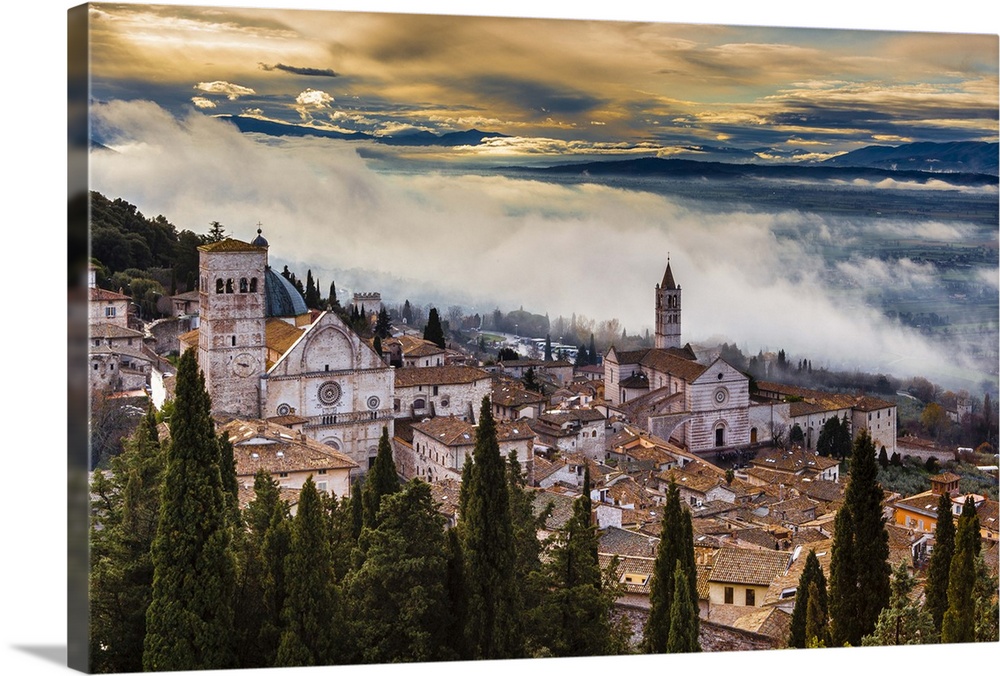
[821,141,998,175]
[215,115,510,147]
[503,150,999,188]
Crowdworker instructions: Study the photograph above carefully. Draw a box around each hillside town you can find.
[87,227,999,660]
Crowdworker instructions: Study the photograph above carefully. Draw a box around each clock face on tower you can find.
[231,352,259,378]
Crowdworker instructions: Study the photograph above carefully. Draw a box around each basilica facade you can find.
[185,231,394,472]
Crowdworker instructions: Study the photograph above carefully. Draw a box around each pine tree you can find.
[89,405,164,674]
[459,397,524,659]
[423,307,446,349]
[828,428,890,646]
[143,349,236,671]
[642,479,698,652]
[788,549,828,648]
[941,496,979,643]
[402,299,413,324]
[362,426,400,529]
[345,479,452,663]
[924,490,955,633]
[544,334,552,361]
[207,220,225,242]
[861,562,934,646]
[275,476,339,666]
[588,333,598,365]
[328,280,338,308]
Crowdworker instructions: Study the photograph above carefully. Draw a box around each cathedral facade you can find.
[191,231,394,472]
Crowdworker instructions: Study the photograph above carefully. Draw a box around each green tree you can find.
[207,220,226,242]
[459,397,524,659]
[921,402,950,440]
[642,480,698,653]
[89,405,164,674]
[304,269,320,308]
[231,470,290,669]
[804,582,828,648]
[345,479,452,663]
[328,280,339,308]
[375,307,392,339]
[523,366,542,393]
[362,426,400,530]
[790,423,805,446]
[423,307,446,349]
[828,429,891,646]
[143,349,236,671]
[923,490,956,633]
[544,334,552,361]
[817,415,852,459]
[941,496,980,643]
[788,549,828,648]
[275,476,339,666]
[531,466,622,656]
[666,562,700,653]
[861,562,934,646]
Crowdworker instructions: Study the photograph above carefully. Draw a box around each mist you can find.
[90,101,997,389]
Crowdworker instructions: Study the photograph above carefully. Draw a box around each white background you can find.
[3,1,998,675]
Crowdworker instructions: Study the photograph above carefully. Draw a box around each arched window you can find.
[239,278,248,293]
[216,278,224,294]
[249,277,258,292]
[715,425,725,447]
[414,398,426,410]
[225,278,234,293]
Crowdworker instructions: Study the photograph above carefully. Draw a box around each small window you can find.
[249,278,258,292]
[745,589,755,606]
[226,278,234,293]
[231,336,236,346]
[724,587,734,604]
[216,278,224,293]
[433,385,439,396]
[105,307,116,318]
[239,278,248,293]
[278,472,288,478]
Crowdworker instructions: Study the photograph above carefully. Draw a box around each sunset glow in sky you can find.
[87,2,998,164]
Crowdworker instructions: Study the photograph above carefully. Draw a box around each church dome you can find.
[264,266,308,317]
[250,227,269,248]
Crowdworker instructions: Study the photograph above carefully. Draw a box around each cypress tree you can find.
[345,480,452,663]
[89,405,164,674]
[375,307,392,339]
[349,477,364,541]
[666,562,700,653]
[328,280,338,308]
[941,496,979,643]
[828,428,890,646]
[804,581,827,647]
[362,426,400,529]
[924,490,956,633]
[143,349,236,671]
[275,476,338,666]
[444,527,470,659]
[423,307,446,349]
[861,562,934,646]
[460,397,524,659]
[588,333,598,365]
[544,334,552,361]
[788,549,828,648]
[642,479,697,652]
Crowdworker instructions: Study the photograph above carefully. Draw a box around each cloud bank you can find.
[90,101,995,388]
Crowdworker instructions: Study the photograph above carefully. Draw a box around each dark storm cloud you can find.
[463,75,605,118]
[259,63,339,77]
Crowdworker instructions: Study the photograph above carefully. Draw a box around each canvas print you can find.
[68,1,1000,673]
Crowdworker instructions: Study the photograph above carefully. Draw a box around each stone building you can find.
[392,365,492,422]
[181,230,395,474]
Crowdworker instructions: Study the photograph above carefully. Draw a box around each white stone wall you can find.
[394,377,491,422]
[852,407,897,456]
[748,402,790,446]
[685,360,751,452]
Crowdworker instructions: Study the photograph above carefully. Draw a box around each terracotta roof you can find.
[220,418,358,476]
[533,490,578,531]
[394,365,491,387]
[750,447,839,474]
[496,420,536,442]
[412,416,476,447]
[90,323,145,339]
[599,526,659,558]
[492,382,547,407]
[930,472,962,484]
[614,348,708,382]
[198,237,265,253]
[266,317,306,356]
[709,546,792,587]
[429,478,462,519]
[90,287,130,301]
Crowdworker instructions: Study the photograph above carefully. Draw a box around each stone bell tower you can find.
[196,230,269,417]
[654,256,681,350]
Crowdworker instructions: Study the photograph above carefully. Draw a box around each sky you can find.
[2,3,997,676]
[84,2,998,164]
[83,0,999,387]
